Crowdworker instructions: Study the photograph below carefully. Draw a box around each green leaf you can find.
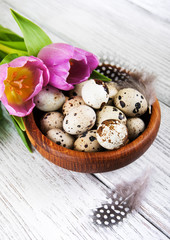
[0,40,27,51]
[11,9,52,56]
[0,50,6,61]
[0,26,27,56]
[0,102,3,120]
[11,116,25,131]
[0,25,23,41]
[0,43,28,56]
[10,115,32,152]
[90,70,111,82]
[0,53,19,65]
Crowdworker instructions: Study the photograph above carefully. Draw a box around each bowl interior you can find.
[24,64,161,173]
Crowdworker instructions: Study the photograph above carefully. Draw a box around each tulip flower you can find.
[0,56,49,117]
[38,43,99,90]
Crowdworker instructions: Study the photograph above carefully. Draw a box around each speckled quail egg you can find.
[68,81,89,97]
[96,106,127,127]
[74,130,103,152]
[127,117,145,140]
[46,128,74,149]
[40,112,64,133]
[114,88,147,117]
[105,82,118,105]
[35,85,65,111]
[96,119,128,150]
[63,105,96,135]
[105,81,118,99]
[82,79,109,109]
[62,96,86,116]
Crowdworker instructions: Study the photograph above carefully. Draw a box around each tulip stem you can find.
[0,43,28,56]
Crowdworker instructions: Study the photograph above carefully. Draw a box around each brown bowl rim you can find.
[24,98,161,173]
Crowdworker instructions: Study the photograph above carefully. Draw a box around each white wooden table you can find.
[0,0,170,239]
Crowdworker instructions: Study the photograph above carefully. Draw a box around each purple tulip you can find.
[0,56,49,117]
[38,43,99,90]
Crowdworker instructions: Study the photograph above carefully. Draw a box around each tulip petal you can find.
[74,47,99,70]
[8,56,29,68]
[67,59,90,84]
[1,93,35,117]
[72,49,87,62]
[38,43,74,66]
[0,56,49,116]
[49,68,74,90]
[0,64,7,98]
[38,43,99,90]
[86,54,99,71]
[26,69,43,101]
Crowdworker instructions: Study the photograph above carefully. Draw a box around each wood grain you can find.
[96,101,170,237]
[0,0,169,239]
[128,0,170,22]
[0,112,168,240]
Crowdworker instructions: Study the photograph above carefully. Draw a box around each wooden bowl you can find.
[24,99,160,173]
[24,64,161,173]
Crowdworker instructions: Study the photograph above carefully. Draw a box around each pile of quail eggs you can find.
[34,79,148,152]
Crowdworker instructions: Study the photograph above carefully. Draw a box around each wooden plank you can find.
[95,101,170,237]
[0,112,169,240]
[128,0,170,22]
[0,1,169,239]
[3,0,170,106]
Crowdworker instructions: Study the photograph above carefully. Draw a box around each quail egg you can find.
[40,112,64,133]
[127,117,145,140]
[114,88,147,117]
[105,81,118,99]
[96,105,127,127]
[46,128,74,149]
[68,81,89,97]
[74,130,103,152]
[35,85,65,111]
[63,105,96,135]
[62,96,85,116]
[96,119,128,150]
[82,79,109,109]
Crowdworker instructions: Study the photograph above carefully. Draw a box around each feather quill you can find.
[91,169,150,227]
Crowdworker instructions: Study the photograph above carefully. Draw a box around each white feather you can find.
[112,168,151,210]
[92,168,151,227]
[98,53,157,111]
